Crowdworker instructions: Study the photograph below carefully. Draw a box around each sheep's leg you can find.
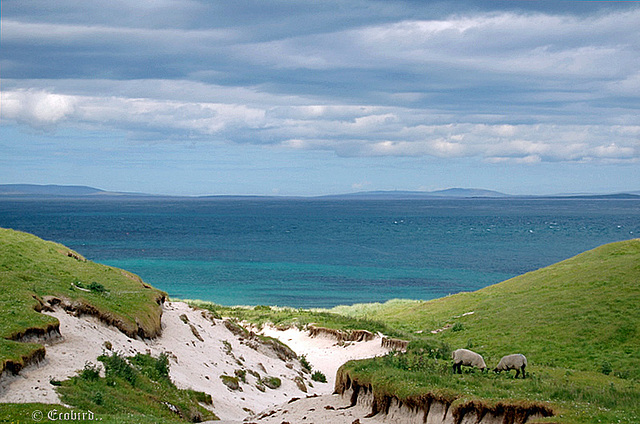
[515,368,520,378]
[521,365,526,379]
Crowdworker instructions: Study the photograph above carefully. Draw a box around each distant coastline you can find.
[1,183,639,200]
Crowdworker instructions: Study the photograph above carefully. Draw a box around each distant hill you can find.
[320,188,510,199]
[0,184,153,198]
[0,184,106,196]
[1,184,639,200]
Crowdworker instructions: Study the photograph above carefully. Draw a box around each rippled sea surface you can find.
[1,198,638,308]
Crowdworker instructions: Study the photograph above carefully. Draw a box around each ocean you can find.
[0,197,638,308]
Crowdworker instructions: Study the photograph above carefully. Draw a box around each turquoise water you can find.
[0,198,638,307]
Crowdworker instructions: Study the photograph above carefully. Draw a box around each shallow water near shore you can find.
[1,197,638,308]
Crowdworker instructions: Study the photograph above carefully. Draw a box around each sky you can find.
[1,0,639,196]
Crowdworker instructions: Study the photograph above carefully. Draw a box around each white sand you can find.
[0,301,389,422]
[249,393,386,424]
[260,325,389,391]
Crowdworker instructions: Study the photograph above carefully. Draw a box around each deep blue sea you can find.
[0,198,638,308]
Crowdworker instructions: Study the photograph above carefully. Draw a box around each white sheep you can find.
[494,354,527,378]
[451,348,487,374]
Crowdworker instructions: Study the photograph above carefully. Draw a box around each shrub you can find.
[235,369,247,383]
[311,371,327,383]
[80,362,101,381]
[601,361,613,375]
[452,322,464,332]
[91,391,103,405]
[220,375,241,391]
[129,353,170,382]
[99,352,137,386]
[88,281,107,293]
[261,376,281,389]
[299,354,312,372]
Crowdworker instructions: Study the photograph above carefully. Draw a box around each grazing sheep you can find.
[451,348,487,374]
[494,354,527,378]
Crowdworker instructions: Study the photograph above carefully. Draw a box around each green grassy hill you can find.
[332,239,640,379]
[0,227,167,376]
[0,227,219,423]
[331,239,640,423]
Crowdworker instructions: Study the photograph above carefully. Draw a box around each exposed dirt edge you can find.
[308,325,375,342]
[52,294,166,339]
[381,337,409,351]
[0,345,47,379]
[335,368,556,424]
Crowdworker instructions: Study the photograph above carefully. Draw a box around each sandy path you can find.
[260,325,389,391]
[0,301,389,422]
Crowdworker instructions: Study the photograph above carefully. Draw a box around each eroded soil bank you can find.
[335,370,555,424]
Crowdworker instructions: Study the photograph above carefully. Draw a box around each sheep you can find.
[451,348,487,374]
[494,354,527,378]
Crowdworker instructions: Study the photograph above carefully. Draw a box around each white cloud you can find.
[2,86,639,164]
[1,90,77,129]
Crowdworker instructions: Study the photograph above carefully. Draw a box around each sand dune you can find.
[0,301,389,422]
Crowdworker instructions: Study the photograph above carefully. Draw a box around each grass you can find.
[332,239,640,423]
[0,227,166,375]
[332,239,640,380]
[55,352,217,423]
[0,228,215,423]
[188,300,406,339]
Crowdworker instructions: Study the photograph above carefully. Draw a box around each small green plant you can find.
[261,376,281,389]
[99,352,137,386]
[79,362,101,381]
[235,368,247,383]
[299,354,312,372]
[311,371,327,383]
[88,281,107,293]
[452,322,464,332]
[601,361,613,375]
[220,375,241,390]
[91,391,104,405]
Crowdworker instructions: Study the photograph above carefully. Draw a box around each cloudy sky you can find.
[2,0,639,196]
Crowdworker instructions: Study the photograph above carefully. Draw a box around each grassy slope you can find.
[0,227,167,375]
[0,228,219,423]
[331,239,640,423]
[189,301,406,339]
[332,239,640,378]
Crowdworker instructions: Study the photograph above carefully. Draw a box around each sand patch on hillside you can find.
[0,301,389,422]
